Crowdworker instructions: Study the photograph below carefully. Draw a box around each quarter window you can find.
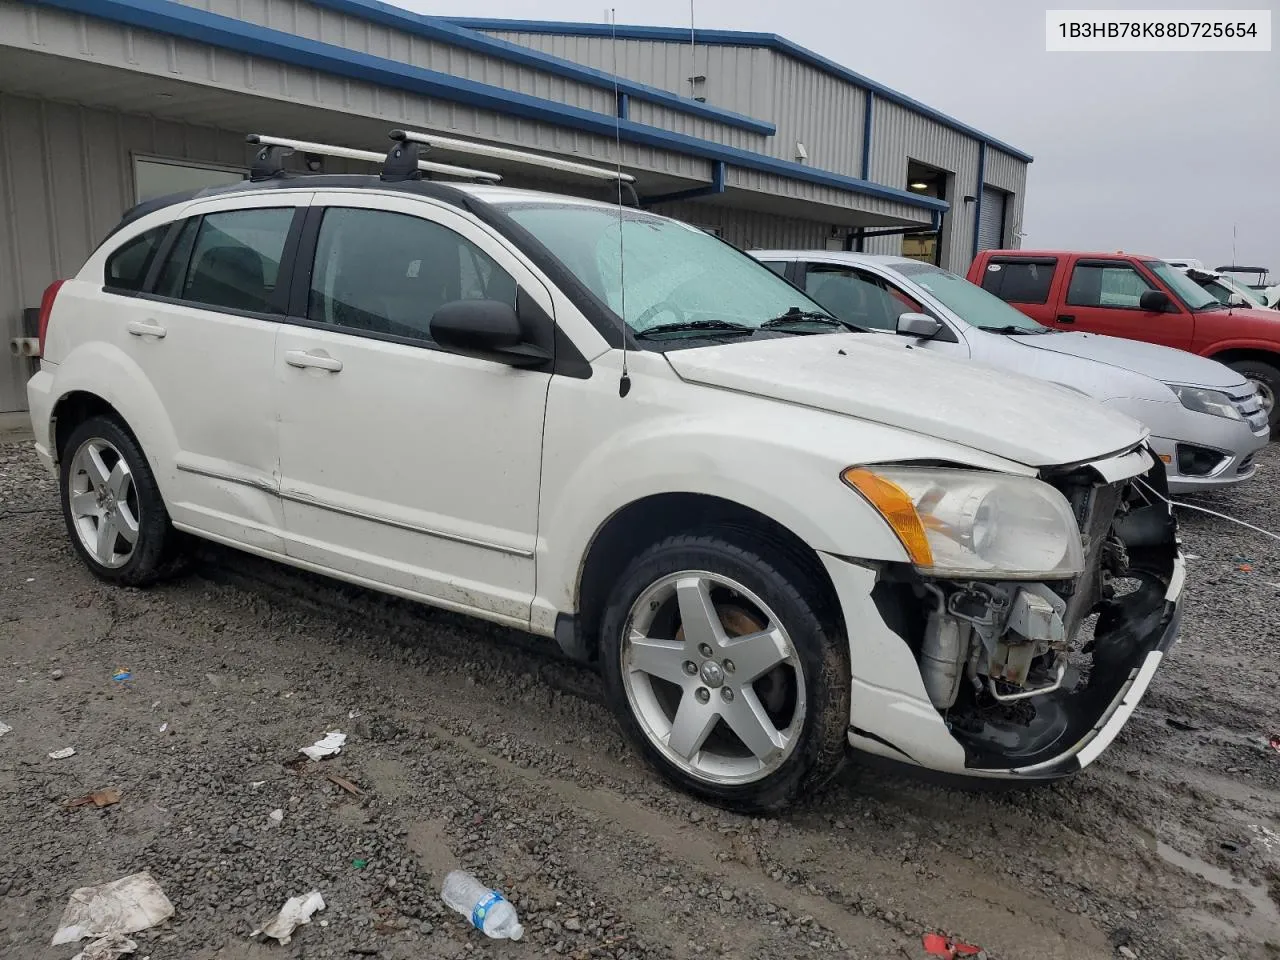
[980,260,1055,304]
[803,265,920,331]
[157,208,294,313]
[307,208,517,343]
[104,226,168,293]
[1066,263,1156,309]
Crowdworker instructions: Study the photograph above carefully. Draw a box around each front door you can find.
[273,192,552,625]
[1056,259,1195,350]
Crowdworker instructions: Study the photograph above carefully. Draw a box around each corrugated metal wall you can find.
[869,100,981,273]
[0,94,260,411]
[477,31,868,175]
[652,201,830,251]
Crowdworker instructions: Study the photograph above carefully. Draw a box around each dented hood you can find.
[664,335,1147,468]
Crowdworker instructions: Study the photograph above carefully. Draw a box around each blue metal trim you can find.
[288,0,775,135]
[861,91,874,180]
[639,161,726,207]
[617,92,630,120]
[28,0,948,212]
[447,17,1033,164]
[971,142,987,261]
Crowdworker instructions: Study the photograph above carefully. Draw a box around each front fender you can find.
[1201,338,1280,360]
[535,352,1036,620]
[47,341,180,498]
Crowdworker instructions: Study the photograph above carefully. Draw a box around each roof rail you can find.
[391,129,636,184]
[246,134,502,182]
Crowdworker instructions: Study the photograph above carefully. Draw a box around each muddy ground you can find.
[1,434,1278,960]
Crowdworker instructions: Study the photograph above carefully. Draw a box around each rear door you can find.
[118,191,310,551]
[974,254,1059,324]
[1055,257,1195,350]
[272,191,553,625]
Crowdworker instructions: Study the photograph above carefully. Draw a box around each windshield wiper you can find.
[760,309,865,333]
[635,319,754,339]
[980,324,1050,335]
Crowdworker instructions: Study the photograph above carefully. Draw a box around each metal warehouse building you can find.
[0,0,1032,412]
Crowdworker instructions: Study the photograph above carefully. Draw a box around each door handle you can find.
[126,320,167,339]
[285,349,343,372]
[1056,314,1075,324]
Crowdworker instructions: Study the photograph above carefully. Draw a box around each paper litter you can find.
[251,891,326,945]
[300,731,346,761]
[71,933,137,960]
[51,872,174,945]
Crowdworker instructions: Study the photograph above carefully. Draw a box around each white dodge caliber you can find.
[27,150,1184,811]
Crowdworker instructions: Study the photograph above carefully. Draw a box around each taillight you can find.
[36,279,67,358]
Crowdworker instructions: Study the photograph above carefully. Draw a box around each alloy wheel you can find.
[621,571,806,786]
[67,437,140,569]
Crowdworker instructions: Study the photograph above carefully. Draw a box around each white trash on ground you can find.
[48,747,76,760]
[0,721,11,738]
[441,870,524,940]
[51,872,175,945]
[268,808,284,824]
[300,731,346,761]
[71,933,138,960]
[251,891,325,945]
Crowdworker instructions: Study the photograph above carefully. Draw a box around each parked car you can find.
[27,131,1183,811]
[1184,266,1276,311]
[1163,257,1206,271]
[753,251,1269,491]
[968,249,1280,434]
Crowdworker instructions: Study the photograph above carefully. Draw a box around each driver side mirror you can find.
[1227,293,1248,307]
[1139,290,1172,312]
[430,299,551,368]
[896,312,943,338]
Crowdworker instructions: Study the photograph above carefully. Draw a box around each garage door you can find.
[978,187,1006,251]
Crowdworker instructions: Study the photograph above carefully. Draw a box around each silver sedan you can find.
[752,251,1270,493]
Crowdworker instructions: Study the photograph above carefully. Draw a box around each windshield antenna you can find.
[610,7,631,398]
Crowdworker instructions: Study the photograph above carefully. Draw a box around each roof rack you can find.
[246,134,502,183]
[390,129,636,185]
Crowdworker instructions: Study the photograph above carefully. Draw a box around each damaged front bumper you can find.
[822,446,1185,781]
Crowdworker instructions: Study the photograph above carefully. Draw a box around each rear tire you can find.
[59,415,182,586]
[1229,359,1279,435]
[599,533,850,812]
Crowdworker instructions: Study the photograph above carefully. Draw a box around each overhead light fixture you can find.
[795,141,809,162]
[909,181,929,191]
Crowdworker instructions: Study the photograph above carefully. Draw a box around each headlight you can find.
[842,467,1085,579]
[1170,385,1242,420]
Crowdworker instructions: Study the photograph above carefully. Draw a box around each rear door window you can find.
[1066,262,1157,309]
[104,226,169,292]
[980,259,1055,304]
[158,208,294,313]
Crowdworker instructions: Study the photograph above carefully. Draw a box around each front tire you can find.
[599,533,850,812]
[1229,359,1279,435]
[59,415,181,586]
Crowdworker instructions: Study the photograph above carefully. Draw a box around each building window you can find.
[902,159,949,266]
[133,157,246,204]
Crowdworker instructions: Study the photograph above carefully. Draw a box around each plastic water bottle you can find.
[441,870,524,940]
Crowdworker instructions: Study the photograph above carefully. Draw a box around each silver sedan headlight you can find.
[1170,385,1242,420]
[843,467,1085,580]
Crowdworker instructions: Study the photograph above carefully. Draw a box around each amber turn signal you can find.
[841,467,934,567]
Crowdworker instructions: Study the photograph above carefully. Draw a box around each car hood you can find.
[663,334,1146,468]
[1010,331,1248,390]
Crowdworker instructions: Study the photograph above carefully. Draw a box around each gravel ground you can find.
[1,436,1278,960]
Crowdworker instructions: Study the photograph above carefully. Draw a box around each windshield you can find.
[500,203,833,339]
[894,261,1048,333]
[1143,260,1220,310]
[1216,274,1265,306]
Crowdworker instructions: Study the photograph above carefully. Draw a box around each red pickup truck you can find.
[967,249,1279,432]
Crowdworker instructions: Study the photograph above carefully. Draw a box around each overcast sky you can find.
[405,0,1278,274]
